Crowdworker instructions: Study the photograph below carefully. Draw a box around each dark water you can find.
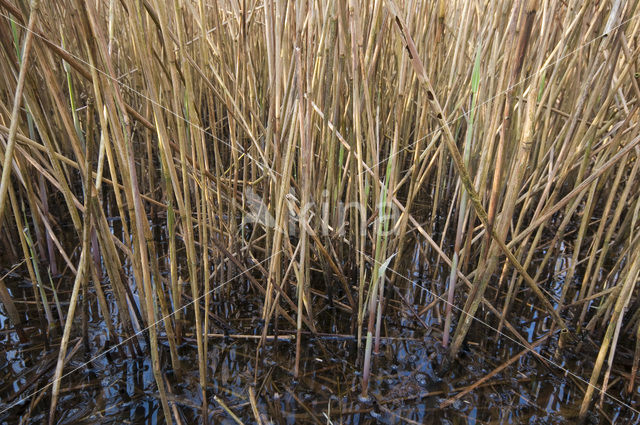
[0,243,638,424]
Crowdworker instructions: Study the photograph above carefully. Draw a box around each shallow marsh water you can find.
[0,238,638,424]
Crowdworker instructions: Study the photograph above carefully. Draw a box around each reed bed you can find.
[0,0,639,423]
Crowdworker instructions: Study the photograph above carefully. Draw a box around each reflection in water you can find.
[0,243,637,425]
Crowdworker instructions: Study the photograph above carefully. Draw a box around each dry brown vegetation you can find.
[0,0,639,423]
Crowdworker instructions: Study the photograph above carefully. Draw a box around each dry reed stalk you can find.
[48,154,92,425]
[0,0,38,228]
[579,240,640,419]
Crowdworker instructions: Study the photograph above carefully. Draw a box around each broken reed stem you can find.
[440,331,551,408]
